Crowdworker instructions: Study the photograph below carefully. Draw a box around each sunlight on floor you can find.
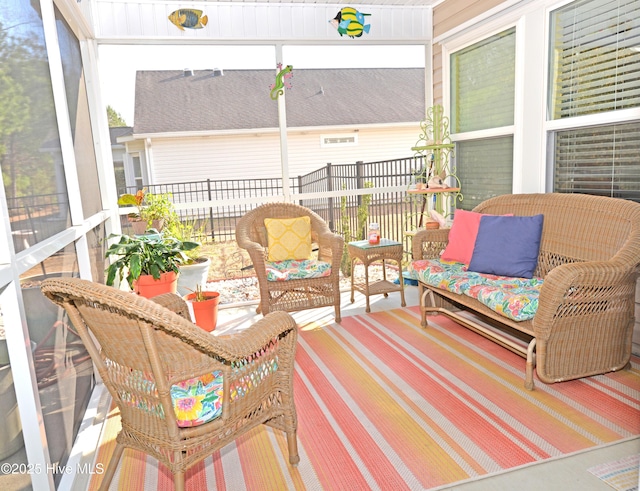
[215,284,420,334]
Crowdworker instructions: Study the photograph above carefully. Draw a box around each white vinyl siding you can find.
[147,126,420,185]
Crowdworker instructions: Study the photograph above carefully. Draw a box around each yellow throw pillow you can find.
[264,216,312,262]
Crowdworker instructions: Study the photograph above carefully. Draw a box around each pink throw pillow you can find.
[440,210,513,265]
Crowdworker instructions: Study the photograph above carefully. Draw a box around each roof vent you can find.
[183,68,194,77]
[211,68,224,77]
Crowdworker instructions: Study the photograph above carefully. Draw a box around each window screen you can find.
[456,137,514,210]
[451,28,516,133]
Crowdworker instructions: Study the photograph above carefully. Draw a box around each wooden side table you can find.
[347,239,406,313]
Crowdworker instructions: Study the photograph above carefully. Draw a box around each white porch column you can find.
[275,44,291,201]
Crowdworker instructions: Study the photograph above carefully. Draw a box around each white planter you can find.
[177,257,211,296]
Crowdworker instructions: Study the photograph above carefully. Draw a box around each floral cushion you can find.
[170,371,224,428]
[409,259,543,322]
[265,259,332,281]
[468,281,542,322]
[409,259,488,295]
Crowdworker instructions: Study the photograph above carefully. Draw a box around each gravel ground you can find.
[208,263,401,305]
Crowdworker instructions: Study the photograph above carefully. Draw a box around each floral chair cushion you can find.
[170,371,224,428]
[265,259,332,281]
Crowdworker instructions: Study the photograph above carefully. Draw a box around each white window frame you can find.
[438,0,569,196]
[543,0,640,194]
[125,151,145,190]
[438,0,639,198]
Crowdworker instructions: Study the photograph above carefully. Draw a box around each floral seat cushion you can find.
[122,369,224,428]
[409,259,543,322]
[170,371,224,428]
[265,259,332,281]
[467,281,542,322]
[409,259,488,295]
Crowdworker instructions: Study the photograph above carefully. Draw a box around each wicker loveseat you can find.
[411,193,640,390]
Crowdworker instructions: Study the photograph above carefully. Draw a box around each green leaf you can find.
[106,268,117,286]
[129,254,142,279]
[117,194,138,206]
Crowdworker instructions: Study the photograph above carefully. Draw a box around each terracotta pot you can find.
[127,218,164,235]
[128,217,147,235]
[150,218,164,232]
[425,221,440,230]
[184,292,220,332]
[133,271,178,298]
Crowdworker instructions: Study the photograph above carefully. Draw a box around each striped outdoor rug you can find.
[90,307,640,490]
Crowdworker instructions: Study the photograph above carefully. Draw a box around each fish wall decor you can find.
[168,9,208,30]
[270,64,293,100]
[329,7,371,38]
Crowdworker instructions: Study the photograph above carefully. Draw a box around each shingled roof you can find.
[133,68,425,134]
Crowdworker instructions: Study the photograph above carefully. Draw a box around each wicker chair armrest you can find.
[412,228,450,259]
[533,260,638,341]
[236,238,267,272]
[316,231,344,265]
[150,293,191,320]
[213,311,298,360]
[149,308,297,363]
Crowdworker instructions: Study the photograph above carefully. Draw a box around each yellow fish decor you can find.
[330,7,371,38]
[270,63,293,100]
[168,9,208,31]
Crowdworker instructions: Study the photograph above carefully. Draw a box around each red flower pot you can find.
[184,292,220,332]
[133,271,178,298]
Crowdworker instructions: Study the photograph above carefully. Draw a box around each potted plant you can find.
[105,230,199,298]
[166,218,212,296]
[117,189,147,234]
[139,192,177,232]
[183,285,220,332]
[117,190,178,234]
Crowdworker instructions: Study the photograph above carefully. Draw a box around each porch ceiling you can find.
[187,0,436,4]
[91,0,435,43]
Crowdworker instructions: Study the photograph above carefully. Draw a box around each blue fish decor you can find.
[168,9,208,30]
[330,7,371,38]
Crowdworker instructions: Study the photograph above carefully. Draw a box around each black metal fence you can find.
[120,156,427,253]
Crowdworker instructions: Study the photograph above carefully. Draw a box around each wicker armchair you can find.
[41,278,299,491]
[236,202,344,322]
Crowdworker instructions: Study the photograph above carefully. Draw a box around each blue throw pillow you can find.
[468,214,544,278]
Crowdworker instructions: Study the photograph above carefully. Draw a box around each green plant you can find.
[356,181,373,241]
[186,284,213,302]
[117,190,179,229]
[339,187,353,277]
[165,218,206,262]
[339,182,373,276]
[105,230,199,289]
[117,189,146,219]
[140,192,179,228]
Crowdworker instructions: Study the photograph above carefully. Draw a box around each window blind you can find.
[554,121,640,202]
[549,0,640,119]
[451,28,516,133]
